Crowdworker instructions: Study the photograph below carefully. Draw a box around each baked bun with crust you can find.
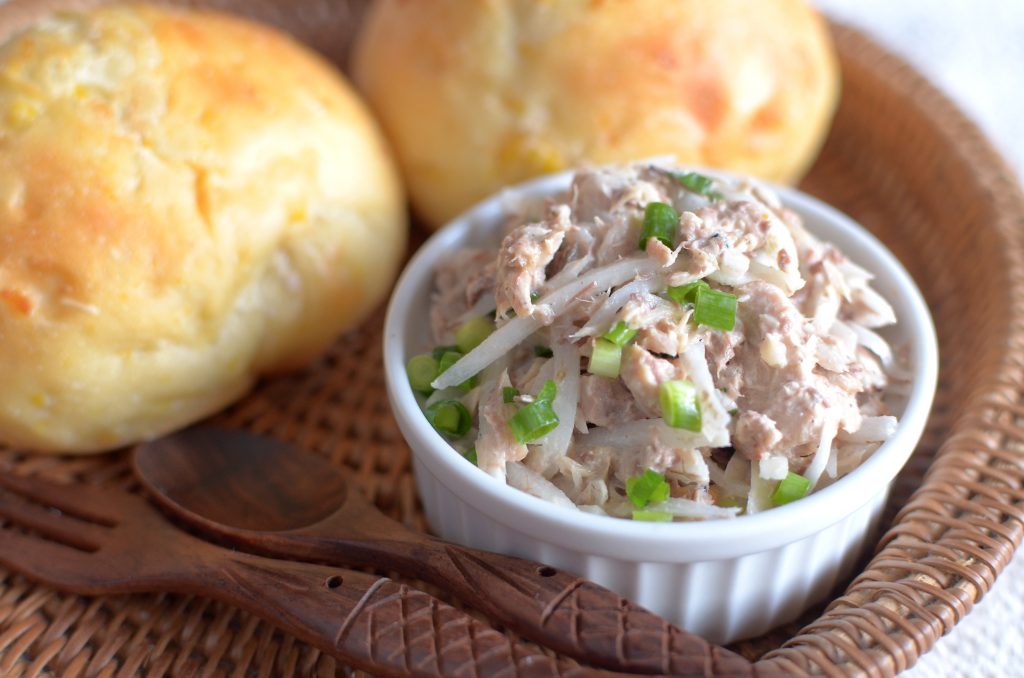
[353,0,839,229]
[0,3,406,452]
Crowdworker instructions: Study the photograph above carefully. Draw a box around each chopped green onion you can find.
[533,345,554,358]
[535,379,557,403]
[437,350,461,374]
[771,472,811,506]
[431,345,459,361]
[638,202,679,250]
[509,400,559,443]
[588,338,623,378]
[603,320,638,347]
[626,469,671,509]
[508,380,558,442]
[406,354,439,395]
[463,446,478,466]
[425,400,472,437]
[694,287,737,331]
[530,291,540,303]
[668,171,723,201]
[632,510,673,522]
[437,350,478,392]
[659,380,702,432]
[502,387,520,403]
[455,317,494,353]
[666,279,709,306]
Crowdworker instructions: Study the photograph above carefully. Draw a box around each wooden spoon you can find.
[133,426,758,676]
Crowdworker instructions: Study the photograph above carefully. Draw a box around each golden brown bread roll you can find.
[0,3,407,452]
[353,0,839,229]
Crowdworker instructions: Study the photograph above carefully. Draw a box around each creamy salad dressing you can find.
[413,163,900,521]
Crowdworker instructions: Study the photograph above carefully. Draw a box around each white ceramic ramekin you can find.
[383,168,938,644]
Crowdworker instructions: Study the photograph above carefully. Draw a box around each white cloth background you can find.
[816,2,1024,676]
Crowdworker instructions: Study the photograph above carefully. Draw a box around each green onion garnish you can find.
[666,281,738,331]
[431,345,459,361]
[463,446,478,466]
[638,202,679,250]
[659,380,702,432]
[437,350,460,374]
[425,400,472,437]
[509,400,559,443]
[437,350,478,392]
[455,316,494,353]
[502,386,520,403]
[406,354,439,395]
[771,472,811,506]
[602,320,638,347]
[535,379,557,403]
[669,171,723,201]
[632,510,673,522]
[588,338,623,378]
[626,470,671,508]
[508,380,559,443]
[666,279,709,306]
[693,287,737,331]
[534,345,554,358]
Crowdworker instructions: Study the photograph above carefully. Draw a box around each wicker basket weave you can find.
[0,1,1022,676]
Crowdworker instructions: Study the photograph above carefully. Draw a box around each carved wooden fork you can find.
[0,470,619,678]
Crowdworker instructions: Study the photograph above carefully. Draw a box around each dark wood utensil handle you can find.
[427,542,760,677]
[208,552,598,678]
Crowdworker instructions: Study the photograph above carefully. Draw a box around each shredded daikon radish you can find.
[849,323,894,368]
[829,320,860,353]
[707,459,730,490]
[578,418,710,451]
[811,285,841,333]
[474,371,521,483]
[570,276,662,340]
[837,443,879,476]
[724,454,751,491]
[804,413,839,489]
[648,497,741,520]
[707,250,751,287]
[424,387,463,408]
[532,341,581,477]
[456,292,496,325]
[749,259,802,295]
[506,462,577,510]
[822,259,851,301]
[433,255,661,389]
[520,356,556,398]
[825,445,838,479]
[851,286,897,328]
[679,449,710,484]
[714,454,751,499]
[747,461,774,515]
[678,342,731,448]
[541,255,594,294]
[838,259,874,286]
[838,415,897,443]
[431,315,540,390]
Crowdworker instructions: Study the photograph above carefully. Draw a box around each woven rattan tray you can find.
[1,1,1023,675]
